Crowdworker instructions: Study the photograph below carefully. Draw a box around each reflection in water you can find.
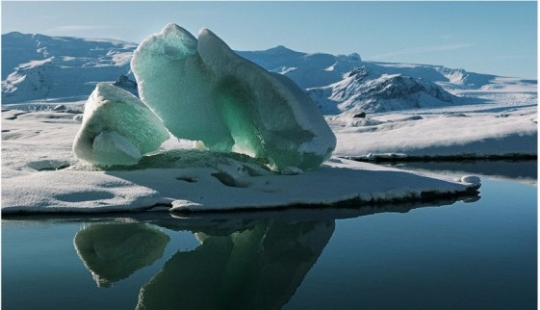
[71,195,474,308]
[74,223,170,288]
[5,179,533,310]
[138,219,333,310]
[74,218,334,309]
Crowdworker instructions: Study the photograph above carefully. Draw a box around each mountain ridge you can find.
[2,32,536,113]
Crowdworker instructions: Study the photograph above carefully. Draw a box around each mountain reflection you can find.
[74,218,334,310]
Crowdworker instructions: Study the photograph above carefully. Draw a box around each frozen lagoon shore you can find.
[0,105,493,214]
[331,102,537,160]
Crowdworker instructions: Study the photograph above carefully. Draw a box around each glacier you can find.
[130,24,336,171]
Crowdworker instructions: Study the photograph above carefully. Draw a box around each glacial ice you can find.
[72,83,170,166]
[130,24,231,151]
[131,24,336,171]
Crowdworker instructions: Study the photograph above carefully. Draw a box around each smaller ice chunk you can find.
[460,175,481,186]
[73,83,170,166]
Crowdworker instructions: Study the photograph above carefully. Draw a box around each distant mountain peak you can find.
[273,45,289,50]
[4,31,26,37]
[262,45,301,55]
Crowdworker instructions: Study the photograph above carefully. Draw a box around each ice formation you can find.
[73,24,335,171]
[73,83,170,166]
[131,24,336,171]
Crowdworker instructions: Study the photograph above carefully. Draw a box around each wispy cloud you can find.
[491,54,531,61]
[47,25,112,33]
[369,43,476,59]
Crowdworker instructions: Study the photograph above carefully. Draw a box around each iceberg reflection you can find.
[73,216,334,309]
[136,219,334,310]
[73,222,170,288]
[72,197,471,308]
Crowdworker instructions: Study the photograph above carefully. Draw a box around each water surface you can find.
[2,172,537,310]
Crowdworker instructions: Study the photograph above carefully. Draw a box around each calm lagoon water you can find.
[2,162,537,310]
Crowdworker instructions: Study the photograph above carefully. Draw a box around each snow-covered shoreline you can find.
[1,103,506,215]
[1,153,480,214]
[330,102,537,159]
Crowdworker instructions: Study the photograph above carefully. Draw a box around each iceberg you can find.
[72,83,170,166]
[131,24,231,152]
[131,24,336,171]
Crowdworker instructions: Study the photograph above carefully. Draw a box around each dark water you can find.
[2,163,537,310]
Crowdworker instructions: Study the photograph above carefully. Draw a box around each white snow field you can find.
[2,30,536,214]
[331,101,537,159]
[1,106,480,214]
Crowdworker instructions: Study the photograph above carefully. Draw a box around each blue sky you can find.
[2,1,537,79]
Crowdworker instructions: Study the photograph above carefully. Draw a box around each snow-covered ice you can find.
[1,146,479,214]
[0,105,480,214]
[73,83,170,166]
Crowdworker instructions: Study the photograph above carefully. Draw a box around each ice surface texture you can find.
[131,24,336,171]
[73,83,170,166]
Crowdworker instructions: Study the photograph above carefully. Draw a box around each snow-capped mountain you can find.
[238,47,536,114]
[237,47,459,113]
[306,66,455,114]
[2,32,136,103]
[236,45,363,89]
[2,32,536,113]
